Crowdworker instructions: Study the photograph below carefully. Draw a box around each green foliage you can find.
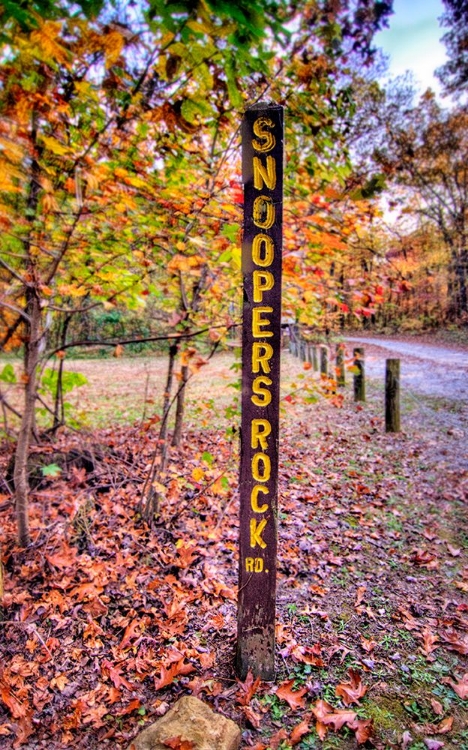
[0,363,16,383]
[40,463,62,477]
[40,369,88,398]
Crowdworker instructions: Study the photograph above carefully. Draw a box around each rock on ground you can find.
[126,695,241,750]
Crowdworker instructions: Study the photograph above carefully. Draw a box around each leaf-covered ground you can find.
[1,351,468,749]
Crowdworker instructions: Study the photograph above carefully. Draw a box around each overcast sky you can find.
[375,0,447,94]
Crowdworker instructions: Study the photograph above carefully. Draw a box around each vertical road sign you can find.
[236,103,284,680]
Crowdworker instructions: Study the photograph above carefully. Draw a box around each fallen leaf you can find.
[311,699,357,739]
[448,673,468,699]
[355,586,366,606]
[0,685,29,719]
[163,737,195,750]
[236,670,261,706]
[424,741,444,750]
[275,680,307,710]
[242,705,262,729]
[335,669,367,705]
[360,636,376,653]
[154,659,194,691]
[438,716,454,734]
[411,549,439,569]
[348,718,373,744]
[268,729,288,749]
[440,629,468,654]
[430,698,443,715]
[421,628,439,656]
[290,717,311,745]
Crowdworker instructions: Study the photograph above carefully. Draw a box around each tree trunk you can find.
[172,364,189,447]
[14,290,42,547]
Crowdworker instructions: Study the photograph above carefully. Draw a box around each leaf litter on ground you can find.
[0,351,467,748]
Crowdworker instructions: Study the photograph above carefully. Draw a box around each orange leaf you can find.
[0,685,29,719]
[101,660,136,690]
[312,699,357,734]
[236,670,261,707]
[242,705,262,729]
[119,618,140,650]
[348,718,374,744]
[360,636,376,653]
[421,627,439,656]
[290,717,311,745]
[335,670,367,705]
[438,716,454,734]
[154,659,194,691]
[275,680,307,710]
[355,586,366,607]
[163,737,195,750]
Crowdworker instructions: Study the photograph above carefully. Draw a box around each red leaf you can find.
[311,699,357,737]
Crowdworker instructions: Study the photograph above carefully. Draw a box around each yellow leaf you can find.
[102,30,124,68]
[192,467,204,482]
[41,136,70,156]
[30,22,69,65]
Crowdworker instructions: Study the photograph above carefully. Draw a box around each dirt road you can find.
[346,336,468,401]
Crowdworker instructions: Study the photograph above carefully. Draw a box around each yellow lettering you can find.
[251,485,269,513]
[253,196,275,229]
[252,452,271,481]
[252,306,273,337]
[253,155,276,191]
[245,557,254,572]
[252,376,272,406]
[252,342,273,374]
[250,518,267,549]
[252,117,276,153]
[252,234,274,267]
[253,270,274,303]
[251,419,272,450]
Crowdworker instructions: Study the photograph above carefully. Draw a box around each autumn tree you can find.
[0,0,394,545]
[0,0,292,545]
[371,92,468,320]
[437,0,468,98]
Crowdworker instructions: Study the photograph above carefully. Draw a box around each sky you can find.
[375,0,448,95]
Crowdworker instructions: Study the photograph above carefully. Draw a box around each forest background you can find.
[0,0,468,748]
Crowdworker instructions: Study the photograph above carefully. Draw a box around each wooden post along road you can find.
[236,103,284,680]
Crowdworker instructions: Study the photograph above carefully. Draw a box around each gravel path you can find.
[346,336,468,401]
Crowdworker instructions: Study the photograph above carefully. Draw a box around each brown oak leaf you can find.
[154,659,194,691]
[275,680,307,710]
[335,669,367,705]
[290,716,311,745]
[448,673,468,699]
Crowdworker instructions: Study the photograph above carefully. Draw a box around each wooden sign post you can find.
[236,103,284,680]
